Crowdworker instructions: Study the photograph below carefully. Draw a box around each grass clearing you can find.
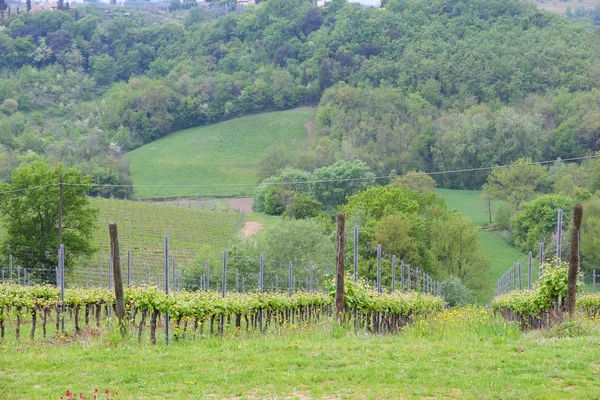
[437,188,500,227]
[127,108,316,199]
[437,189,525,303]
[478,231,528,303]
[1,308,599,399]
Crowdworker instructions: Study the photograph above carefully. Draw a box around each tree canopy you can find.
[0,161,98,283]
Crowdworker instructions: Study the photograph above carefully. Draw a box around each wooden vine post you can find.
[109,223,127,336]
[566,204,583,318]
[335,212,345,323]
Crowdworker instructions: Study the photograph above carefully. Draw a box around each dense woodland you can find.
[1,0,600,194]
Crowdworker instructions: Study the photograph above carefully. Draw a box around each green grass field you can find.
[1,308,599,399]
[127,108,316,199]
[437,189,526,302]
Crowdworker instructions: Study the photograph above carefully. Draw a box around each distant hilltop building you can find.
[237,0,256,7]
[318,0,381,6]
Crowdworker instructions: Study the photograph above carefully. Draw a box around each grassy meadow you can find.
[437,189,526,302]
[1,307,599,399]
[127,109,316,199]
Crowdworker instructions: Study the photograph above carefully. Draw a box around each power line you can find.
[0,155,598,194]
[60,154,600,189]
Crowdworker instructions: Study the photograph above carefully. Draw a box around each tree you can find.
[91,54,118,86]
[0,161,98,284]
[283,192,323,219]
[581,196,600,272]
[511,194,574,253]
[257,218,334,278]
[310,160,375,209]
[26,0,31,12]
[391,171,437,194]
[0,99,18,116]
[430,213,491,288]
[374,214,421,267]
[46,30,73,53]
[482,158,550,210]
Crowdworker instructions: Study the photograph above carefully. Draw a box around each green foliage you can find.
[343,185,445,221]
[263,186,286,216]
[580,196,600,272]
[310,160,375,210]
[391,172,437,194]
[0,99,18,116]
[283,192,323,219]
[482,158,550,210]
[492,259,582,316]
[430,213,492,287]
[253,166,311,213]
[256,218,334,275]
[1,0,600,196]
[440,276,473,307]
[511,194,574,252]
[0,161,98,284]
[325,275,445,314]
[344,185,489,292]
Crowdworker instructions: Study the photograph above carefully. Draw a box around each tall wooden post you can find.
[109,223,126,336]
[335,212,345,322]
[566,205,583,317]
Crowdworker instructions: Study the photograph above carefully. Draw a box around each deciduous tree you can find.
[0,161,98,284]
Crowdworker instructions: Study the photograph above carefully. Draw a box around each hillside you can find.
[127,109,316,198]
[2,0,600,192]
[436,189,527,302]
[75,197,243,285]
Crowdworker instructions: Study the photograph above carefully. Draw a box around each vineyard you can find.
[0,197,244,287]
[491,259,600,328]
[0,283,444,344]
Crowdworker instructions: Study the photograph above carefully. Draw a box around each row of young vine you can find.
[0,281,445,343]
[491,259,600,329]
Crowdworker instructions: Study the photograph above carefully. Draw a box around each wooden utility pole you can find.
[335,212,345,322]
[109,223,126,336]
[566,204,583,317]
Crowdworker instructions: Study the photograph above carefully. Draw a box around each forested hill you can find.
[1,0,600,193]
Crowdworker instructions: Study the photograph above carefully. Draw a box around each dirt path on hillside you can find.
[239,221,263,237]
[227,198,253,213]
[304,120,314,146]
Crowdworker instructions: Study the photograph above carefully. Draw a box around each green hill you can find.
[127,109,316,199]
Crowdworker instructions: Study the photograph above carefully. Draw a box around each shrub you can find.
[440,276,473,307]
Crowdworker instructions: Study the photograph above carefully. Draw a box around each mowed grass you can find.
[127,108,316,199]
[478,231,529,302]
[2,308,600,399]
[437,188,498,227]
[437,189,525,303]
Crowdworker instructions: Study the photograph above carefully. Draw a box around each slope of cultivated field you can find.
[127,108,316,199]
[73,197,243,284]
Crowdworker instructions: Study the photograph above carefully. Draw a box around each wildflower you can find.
[66,390,72,396]
[105,389,109,394]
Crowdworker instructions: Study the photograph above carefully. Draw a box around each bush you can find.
[283,192,323,219]
[0,99,18,115]
[441,276,473,307]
